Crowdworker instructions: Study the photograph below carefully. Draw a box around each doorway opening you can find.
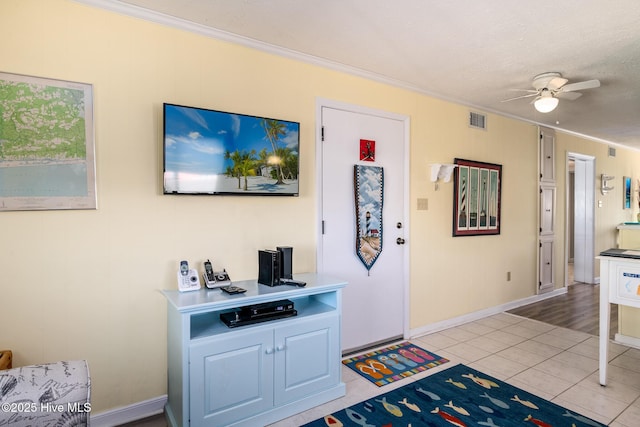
[565,153,595,286]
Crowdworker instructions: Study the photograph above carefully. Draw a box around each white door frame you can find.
[315,97,411,342]
[565,152,596,285]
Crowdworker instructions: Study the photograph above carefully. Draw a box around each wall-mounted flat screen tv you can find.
[163,103,300,196]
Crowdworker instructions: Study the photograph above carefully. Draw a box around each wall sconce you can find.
[601,174,615,195]
[430,164,457,190]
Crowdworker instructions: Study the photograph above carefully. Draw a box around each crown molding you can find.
[73,0,630,150]
[72,0,427,92]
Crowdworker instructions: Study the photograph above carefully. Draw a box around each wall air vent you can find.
[608,147,616,157]
[469,111,487,130]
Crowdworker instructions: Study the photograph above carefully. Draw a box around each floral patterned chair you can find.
[0,360,90,426]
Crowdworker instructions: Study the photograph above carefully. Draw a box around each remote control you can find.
[279,278,306,287]
[221,285,247,294]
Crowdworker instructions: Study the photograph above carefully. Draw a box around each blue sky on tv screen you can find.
[164,104,299,175]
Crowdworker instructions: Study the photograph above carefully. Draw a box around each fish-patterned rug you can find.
[342,341,449,387]
[303,363,607,427]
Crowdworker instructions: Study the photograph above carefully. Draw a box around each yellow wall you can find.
[1,0,640,414]
[552,133,640,336]
[411,109,538,324]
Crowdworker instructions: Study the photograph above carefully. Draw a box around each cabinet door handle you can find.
[276,344,286,352]
[265,347,274,354]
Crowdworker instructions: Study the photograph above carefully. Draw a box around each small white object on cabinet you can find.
[177,260,201,292]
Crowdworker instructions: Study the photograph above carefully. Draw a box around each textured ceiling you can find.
[93,0,640,149]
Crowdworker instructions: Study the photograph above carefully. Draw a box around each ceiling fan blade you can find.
[547,77,568,90]
[501,93,538,102]
[508,88,538,93]
[556,91,582,101]
[560,79,600,92]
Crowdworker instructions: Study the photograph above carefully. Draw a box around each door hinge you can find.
[321,126,325,142]
[322,220,325,234]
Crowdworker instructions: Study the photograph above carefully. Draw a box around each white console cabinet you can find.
[162,273,346,427]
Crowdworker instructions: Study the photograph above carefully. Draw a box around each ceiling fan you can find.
[502,72,600,113]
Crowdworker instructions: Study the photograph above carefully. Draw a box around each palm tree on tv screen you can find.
[260,119,287,185]
[275,146,298,180]
[225,149,257,190]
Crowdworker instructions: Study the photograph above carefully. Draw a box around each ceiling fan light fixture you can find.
[534,94,559,113]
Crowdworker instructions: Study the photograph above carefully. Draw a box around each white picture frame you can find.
[0,71,96,211]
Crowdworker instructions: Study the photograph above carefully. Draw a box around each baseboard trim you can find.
[614,333,640,349]
[90,395,166,427]
[409,288,567,338]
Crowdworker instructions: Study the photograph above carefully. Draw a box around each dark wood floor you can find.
[508,283,618,339]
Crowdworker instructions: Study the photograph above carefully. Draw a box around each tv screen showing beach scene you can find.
[163,103,300,196]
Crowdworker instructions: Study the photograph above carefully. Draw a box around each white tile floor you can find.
[268,313,640,427]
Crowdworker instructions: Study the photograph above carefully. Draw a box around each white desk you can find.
[598,249,640,386]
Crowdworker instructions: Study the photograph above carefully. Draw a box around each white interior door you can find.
[571,154,595,284]
[318,102,408,353]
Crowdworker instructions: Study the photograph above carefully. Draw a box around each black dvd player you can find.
[220,299,297,328]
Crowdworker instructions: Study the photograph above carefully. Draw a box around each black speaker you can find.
[258,250,280,286]
[277,246,293,279]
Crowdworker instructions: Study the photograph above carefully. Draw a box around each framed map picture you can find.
[453,158,502,236]
[0,72,96,211]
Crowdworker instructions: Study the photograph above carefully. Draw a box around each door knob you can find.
[396,237,405,245]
